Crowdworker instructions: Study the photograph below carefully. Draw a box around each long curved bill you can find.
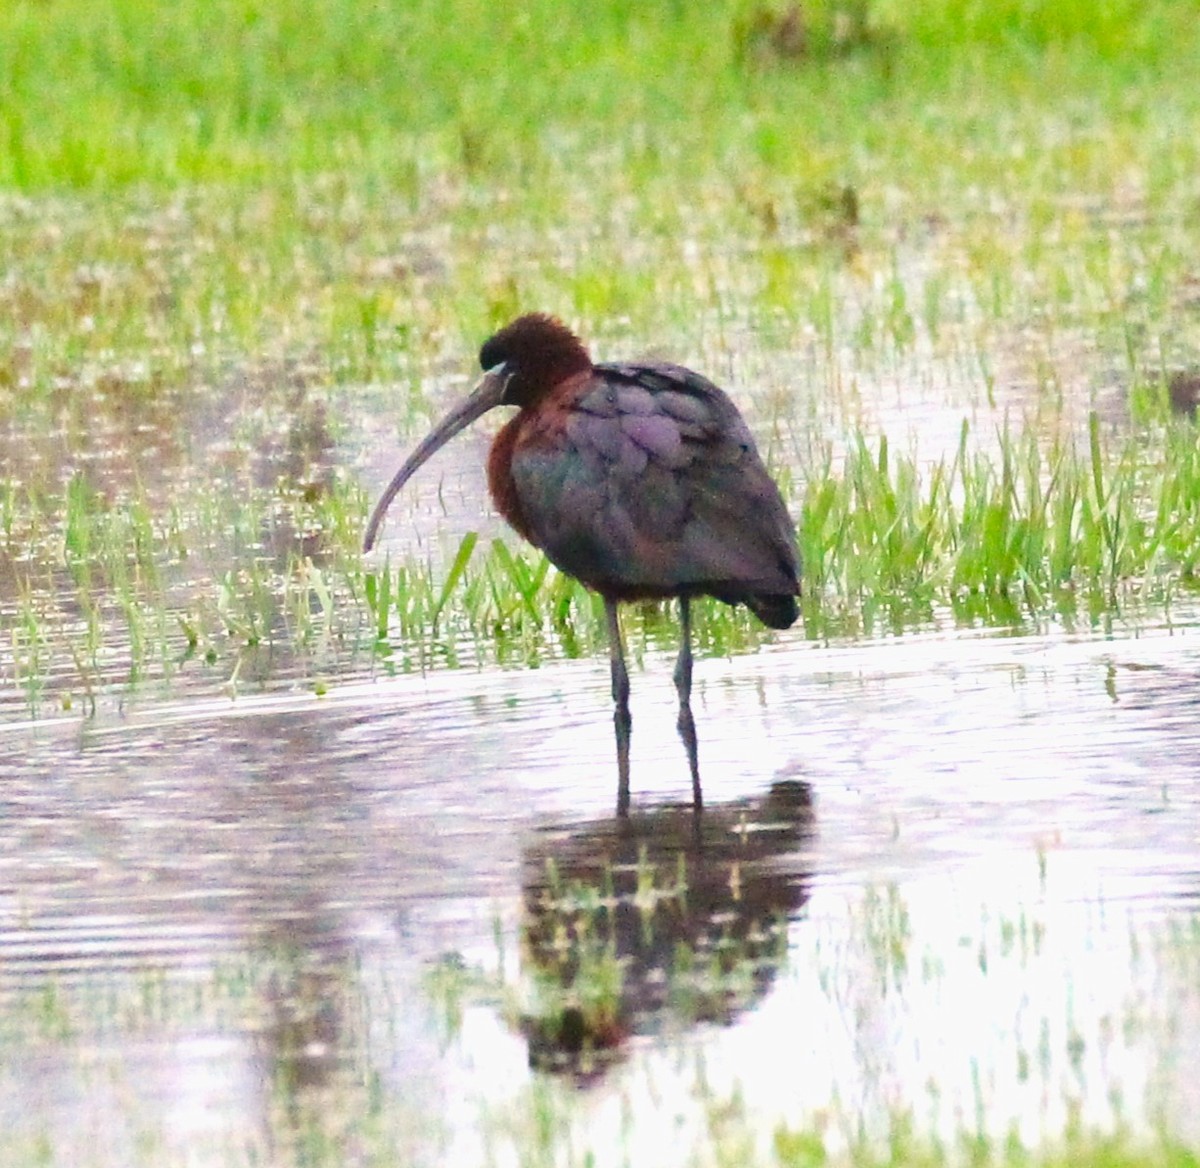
[363,366,511,552]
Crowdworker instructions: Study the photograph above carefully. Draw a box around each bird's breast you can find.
[485,371,594,550]
[485,413,535,543]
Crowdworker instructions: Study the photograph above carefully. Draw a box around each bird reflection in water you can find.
[519,778,815,1076]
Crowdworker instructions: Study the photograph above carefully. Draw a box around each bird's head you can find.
[479,313,592,408]
[363,313,591,551]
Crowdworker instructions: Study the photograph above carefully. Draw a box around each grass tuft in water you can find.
[6,405,1200,713]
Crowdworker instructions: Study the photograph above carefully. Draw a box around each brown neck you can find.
[486,414,533,541]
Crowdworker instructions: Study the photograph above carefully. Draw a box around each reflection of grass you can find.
[421,882,1200,1166]
[1,895,1198,1166]
[769,1116,1198,1168]
[517,854,676,1073]
[429,848,796,1076]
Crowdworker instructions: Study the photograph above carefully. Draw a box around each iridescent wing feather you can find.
[509,362,799,614]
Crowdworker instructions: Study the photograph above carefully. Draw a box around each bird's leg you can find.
[605,598,632,817]
[674,595,702,812]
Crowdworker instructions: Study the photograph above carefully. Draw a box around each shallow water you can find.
[3,602,1200,1165]
[2,191,1199,1162]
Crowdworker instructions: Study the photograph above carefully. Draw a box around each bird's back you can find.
[502,361,800,625]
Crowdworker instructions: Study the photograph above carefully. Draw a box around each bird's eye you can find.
[489,363,516,402]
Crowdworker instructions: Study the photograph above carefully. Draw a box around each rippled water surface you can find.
[4,181,1200,1163]
[4,602,1200,1165]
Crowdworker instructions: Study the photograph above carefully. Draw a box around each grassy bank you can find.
[3,0,1197,195]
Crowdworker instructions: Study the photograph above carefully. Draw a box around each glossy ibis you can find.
[363,314,799,815]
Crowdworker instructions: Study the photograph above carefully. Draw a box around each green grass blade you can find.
[432,532,478,628]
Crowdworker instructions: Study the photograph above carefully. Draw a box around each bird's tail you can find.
[746,593,799,630]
